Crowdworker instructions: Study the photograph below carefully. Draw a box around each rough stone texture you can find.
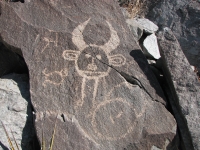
[135,18,158,34]
[0,41,28,77]
[126,19,143,40]
[0,73,35,150]
[0,0,177,149]
[126,18,158,36]
[143,34,161,59]
[147,0,200,72]
[157,27,200,150]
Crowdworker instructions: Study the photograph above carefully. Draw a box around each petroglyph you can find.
[91,98,136,140]
[89,82,147,140]
[42,68,68,86]
[37,18,147,142]
[62,18,126,107]
[37,80,147,141]
[33,32,59,61]
[40,18,142,141]
[41,32,58,53]
[105,82,147,117]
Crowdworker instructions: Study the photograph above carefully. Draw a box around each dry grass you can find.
[42,115,58,150]
[1,115,58,150]
[1,121,19,150]
[127,0,143,17]
[119,0,146,18]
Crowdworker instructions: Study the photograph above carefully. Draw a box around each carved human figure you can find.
[63,18,126,107]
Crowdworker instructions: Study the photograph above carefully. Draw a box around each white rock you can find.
[191,66,195,71]
[126,18,158,36]
[0,74,33,150]
[143,34,161,59]
[147,59,156,65]
[151,145,162,150]
[126,19,143,40]
[136,18,158,33]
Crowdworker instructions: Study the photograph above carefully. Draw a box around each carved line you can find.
[106,82,147,117]
[92,79,99,107]
[41,33,58,53]
[43,19,127,119]
[91,98,137,141]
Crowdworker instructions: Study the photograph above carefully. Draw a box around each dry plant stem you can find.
[41,114,58,150]
[130,0,143,18]
[42,126,46,150]
[122,0,144,18]
[1,121,15,150]
[11,129,20,150]
[49,114,58,150]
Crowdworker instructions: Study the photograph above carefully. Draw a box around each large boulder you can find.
[0,73,35,150]
[157,27,200,150]
[147,0,200,72]
[0,0,177,149]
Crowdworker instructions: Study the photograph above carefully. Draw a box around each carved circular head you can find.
[92,98,136,140]
[75,47,111,78]
[62,18,126,79]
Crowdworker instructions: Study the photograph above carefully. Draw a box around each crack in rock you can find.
[83,47,164,106]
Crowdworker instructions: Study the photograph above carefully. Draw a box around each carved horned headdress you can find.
[62,18,126,79]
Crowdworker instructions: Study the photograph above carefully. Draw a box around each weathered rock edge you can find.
[157,27,200,150]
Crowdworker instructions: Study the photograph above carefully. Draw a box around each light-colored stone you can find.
[191,66,195,71]
[126,19,143,40]
[0,73,34,150]
[147,59,156,65]
[126,18,158,36]
[143,34,161,59]
[151,145,162,150]
[136,18,159,33]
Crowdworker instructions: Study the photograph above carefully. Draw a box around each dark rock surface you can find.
[0,0,177,149]
[157,27,200,150]
[146,0,200,72]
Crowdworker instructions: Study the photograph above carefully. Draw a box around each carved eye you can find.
[96,55,101,60]
[85,53,91,58]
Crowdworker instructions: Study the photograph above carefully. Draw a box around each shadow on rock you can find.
[0,141,9,150]
[0,35,28,77]
[0,35,40,150]
[130,49,167,102]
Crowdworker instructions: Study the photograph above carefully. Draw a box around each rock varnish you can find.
[0,0,177,149]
